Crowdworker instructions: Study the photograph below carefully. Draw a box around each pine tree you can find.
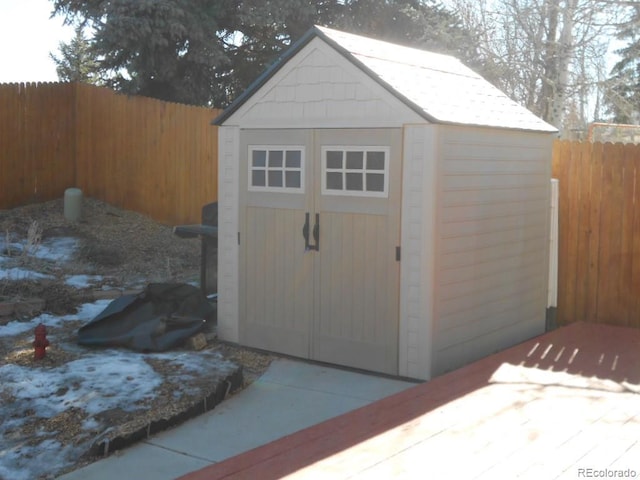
[607,4,640,124]
[50,25,100,84]
[51,0,476,107]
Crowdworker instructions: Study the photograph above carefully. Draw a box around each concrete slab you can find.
[256,359,417,400]
[57,442,211,480]
[149,359,418,462]
[148,382,367,462]
[57,358,417,480]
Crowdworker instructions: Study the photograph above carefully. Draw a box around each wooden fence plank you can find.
[562,140,581,324]
[632,144,640,324]
[620,143,636,326]
[553,139,640,329]
[584,142,603,323]
[597,143,624,325]
[573,140,592,322]
[553,140,571,325]
[0,82,76,207]
[1,82,220,225]
[7,83,640,328]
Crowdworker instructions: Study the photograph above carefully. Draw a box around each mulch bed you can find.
[0,197,277,477]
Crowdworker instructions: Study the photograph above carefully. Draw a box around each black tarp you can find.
[78,283,214,351]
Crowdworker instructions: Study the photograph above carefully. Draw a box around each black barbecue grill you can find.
[173,202,218,295]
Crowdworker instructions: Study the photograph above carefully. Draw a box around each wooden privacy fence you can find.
[553,140,640,329]
[5,84,640,328]
[0,82,75,207]
[0,82,221,225]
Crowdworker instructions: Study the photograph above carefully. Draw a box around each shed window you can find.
[249,147,304,192]
[322,147,389,197]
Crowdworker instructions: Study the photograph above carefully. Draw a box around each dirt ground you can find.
[0,197,204,304]
[0,197,276,477]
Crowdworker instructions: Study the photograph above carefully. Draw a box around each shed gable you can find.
[222,38,424,128]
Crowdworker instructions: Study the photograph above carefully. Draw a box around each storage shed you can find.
[214,26,557,380]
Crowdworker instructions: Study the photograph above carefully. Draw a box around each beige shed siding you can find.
[223,38,423,129]
[217,126,241,342]
[432,126,552,375]
[399,125,437,380]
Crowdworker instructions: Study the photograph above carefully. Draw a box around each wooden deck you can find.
[179,322,640,479]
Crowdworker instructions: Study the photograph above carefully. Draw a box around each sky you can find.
[0,0,74,83]
[0,0,622,90]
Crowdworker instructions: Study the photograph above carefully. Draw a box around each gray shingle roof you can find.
[215,26,558,133]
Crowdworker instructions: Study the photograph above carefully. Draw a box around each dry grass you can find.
[0,197,278,477]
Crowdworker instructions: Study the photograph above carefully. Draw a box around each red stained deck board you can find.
[178,322,640,480]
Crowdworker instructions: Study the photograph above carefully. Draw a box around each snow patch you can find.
[0,299,233,479]
[30,237,79,262]
[0,338,232,479]
[1,355,163,417]
[0,300,111,337]
[0,236,78,263]
[65,274,104,288]
[0,267,54,281]
[0,230,233,479]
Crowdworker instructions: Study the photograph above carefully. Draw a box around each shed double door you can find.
[239,128,401,375]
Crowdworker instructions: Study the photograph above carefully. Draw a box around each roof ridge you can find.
[350,51,481,80]
[215,25,557,132]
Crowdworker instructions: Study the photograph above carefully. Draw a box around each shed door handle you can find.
[312,213,320,252]
[302,213,319,252]
[302,212,310,250]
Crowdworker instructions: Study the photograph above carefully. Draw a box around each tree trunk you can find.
[537,0,559,122]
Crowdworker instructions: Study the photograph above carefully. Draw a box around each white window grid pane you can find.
[322,146,389,197]
[248,146,305,193]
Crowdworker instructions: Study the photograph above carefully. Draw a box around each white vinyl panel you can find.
[217,126,240,342]
[243,207,312,356]
[438,287,541,333]
[432,126,552,376]
[438,256,546,302]
[225,39,423,129]
[240,127,401,375]
[339,213,354,339]
[442,200,544,223]
[439,126,550,150]
[314,211,398,374]
[442,173,548,190]
[245,207,267,326]
[321,212,343,339]
[263,209,278,327]
[272,209,287,326]
[239,127,314,357]
[433,316,543,375]
[364,214,381,344]
[351,214,366,341]
[439,235,547,270]
[313,128,401,375]
[283,209,298,328]
[439,253,545,291]
[441,186,548,207]
[443,158,549,175]
[440,217,548,254]
[376,215,392,344]
[399,124,438,380]
[440,209,548,238]
[439,297,541,351]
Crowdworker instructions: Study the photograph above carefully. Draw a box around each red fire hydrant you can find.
[34,324,49,360]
